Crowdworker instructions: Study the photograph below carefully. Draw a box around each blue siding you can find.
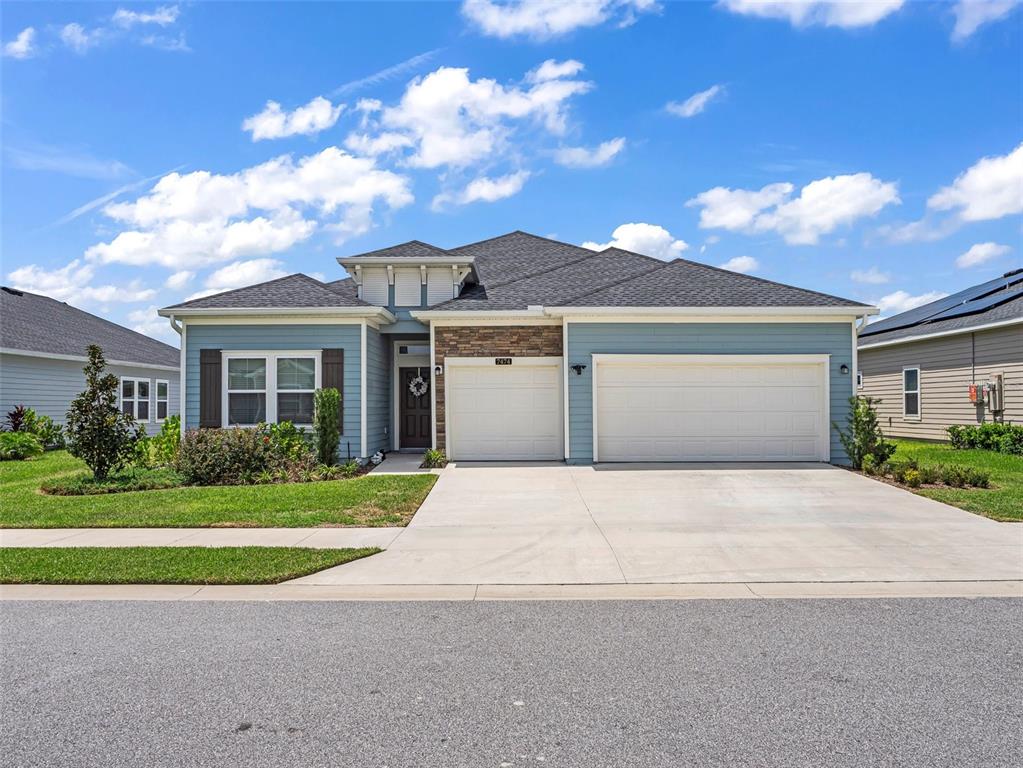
[184,324,362,458]
[365,326,391,454]
[566,322,855,464]
[0,352,179,436]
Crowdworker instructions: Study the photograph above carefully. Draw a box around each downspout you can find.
[168,315,186,437]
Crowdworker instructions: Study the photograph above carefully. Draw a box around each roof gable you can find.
[164,273,372,310]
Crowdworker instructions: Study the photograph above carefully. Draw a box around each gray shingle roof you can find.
[859,272,1022,345]
[1,287,179,367]
[568,252,868,308]
[341,240,453,260]
[164,274,371,310]
[451,231,596,286]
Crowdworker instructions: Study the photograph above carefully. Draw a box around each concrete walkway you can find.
[0,527,402,549]
[293,463,1023,586]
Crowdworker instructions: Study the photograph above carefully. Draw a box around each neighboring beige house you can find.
[858,269,1022,441]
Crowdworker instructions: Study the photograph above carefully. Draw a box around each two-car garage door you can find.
[594,355,829,462]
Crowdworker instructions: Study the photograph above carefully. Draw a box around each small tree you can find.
[65,345,141,480]
[834,395,896,470]
[313,387,341,466]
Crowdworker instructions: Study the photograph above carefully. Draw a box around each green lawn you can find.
[0,451,437,529]
[892,439,1023,522]
[0,546,379,584]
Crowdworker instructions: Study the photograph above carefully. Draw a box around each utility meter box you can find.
[969,383,984,405]
[987,375,1004,412]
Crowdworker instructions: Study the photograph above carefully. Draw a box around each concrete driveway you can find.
[294,463,1023,585]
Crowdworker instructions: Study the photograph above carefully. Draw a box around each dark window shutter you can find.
[199,349,222,428]
[322,349,344,434]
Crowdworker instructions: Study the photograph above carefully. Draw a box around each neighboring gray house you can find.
[858,269,1022,440]
[1,287,180,435]
[158,231,876,465]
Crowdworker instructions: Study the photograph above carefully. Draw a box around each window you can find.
[903,367,920,419]
[276,357,316,424]
[856,371,863,389]
[120,377,151,422]
[223,352,320,427]
[226,358,267,426]
[156,380,169,421]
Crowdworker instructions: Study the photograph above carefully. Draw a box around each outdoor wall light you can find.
[570,364,587,375]
[840,364,850,375]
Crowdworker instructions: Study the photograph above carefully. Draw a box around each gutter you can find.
[858,317,1023,350]
[156,306,397,322]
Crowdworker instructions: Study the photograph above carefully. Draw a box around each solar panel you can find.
[861,271,1023,336]
[923,286,1022,323]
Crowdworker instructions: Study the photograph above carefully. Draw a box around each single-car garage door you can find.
[446,357,564,461]
[594,355,829,462]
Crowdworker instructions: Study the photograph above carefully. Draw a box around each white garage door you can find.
[446,358,564,461]
[594,355,829,462]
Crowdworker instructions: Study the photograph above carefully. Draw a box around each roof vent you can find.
[1,286,23,296]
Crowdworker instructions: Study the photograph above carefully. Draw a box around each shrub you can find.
[889,457,918,484]
[174,424,316,485]
[940,464,970,488]
[340,459,361,478]
[41,467,185,496]
[4,405,30,432]
[313,388,341,466]
[902,468,922,488]
[149,415,181,465]
[917,465,940,485]
[861,454,878,476]
[0,432,44,461]
[834,396,896,470]
[946,423,1023,455]
[421,448,448,469]
[964,467,991,488]
[65,345,142,480]
[28,414,64,450]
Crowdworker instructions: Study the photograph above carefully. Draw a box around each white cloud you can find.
[432,170,531,209]
[952,0,1020,40]
[582,222,689,260]
[203,259,288,292]
[553,137,626,168]
[528,58,585,82]
[875,289,948,316]
[86,147,413,268]
[666,85,724,118]
[850,266,891,284]
[687,173,900,245]
[928,143,1023,222]
[128,305,177,342]
[343,131,414,157]
[956,242,1012,268]
[3,27,36,59]
[363,62,593,170]
[60,23,104,54]
[718,0,904,28]
[331,49,442,97]
[719,255,759,273]
[242,96,344,141]
[112,5,180,28]
[6,260,155,305]
[164,270,195,289]
[461,0,659,40]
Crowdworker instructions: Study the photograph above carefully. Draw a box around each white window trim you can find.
[220,350,322,428]
[119,376,152,423]
[155,379,170,422]
[902,366,921,421]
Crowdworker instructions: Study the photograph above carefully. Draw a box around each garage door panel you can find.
[596,359,826,462]
[447,361,564,461]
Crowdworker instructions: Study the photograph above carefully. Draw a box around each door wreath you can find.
[408,375,429,398]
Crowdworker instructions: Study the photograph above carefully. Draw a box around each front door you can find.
[399,366,431,449]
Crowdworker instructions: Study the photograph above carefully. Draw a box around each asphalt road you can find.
[2,599,1021,768]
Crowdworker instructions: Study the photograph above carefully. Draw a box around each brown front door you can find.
[399,367,431,449]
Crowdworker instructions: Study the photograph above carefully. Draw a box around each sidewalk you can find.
[0,527,403,549]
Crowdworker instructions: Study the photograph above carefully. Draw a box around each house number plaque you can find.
[495,358,512,365]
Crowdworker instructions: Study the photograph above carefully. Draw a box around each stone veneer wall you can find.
[434,325,563,450]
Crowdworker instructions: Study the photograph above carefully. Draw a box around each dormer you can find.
[337,241,476,309]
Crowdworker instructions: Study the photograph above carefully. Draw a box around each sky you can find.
[2,0,1021,344]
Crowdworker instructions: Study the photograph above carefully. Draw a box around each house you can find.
[858,269,1022,440]
[157,231,876,464]
[0,287,180,435]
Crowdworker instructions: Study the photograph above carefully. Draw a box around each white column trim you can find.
[179,322,187,436]
[429,321,437,450]
[562,316,570,460]
[360,321,368,458]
